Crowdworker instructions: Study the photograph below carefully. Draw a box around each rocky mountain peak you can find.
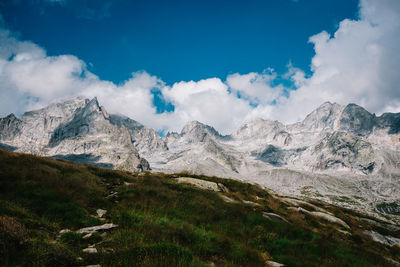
[0,113,21,140]
[181,120,222,142]
[300,101,343,131]
[232,119,283,140]
[339,103,376,136]
[376,112,400,134]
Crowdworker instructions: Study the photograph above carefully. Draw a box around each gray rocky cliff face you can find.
[311,131,375,174]
[338,104,376,136]
[109,114,167,157]
[0,114,22,141]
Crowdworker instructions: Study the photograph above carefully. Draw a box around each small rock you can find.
[82,233,93,239]
[221,195,235,203]
[242,200,260,206]
[76,257,83,261]
[262,212,289,223]
[175,177,220,191]
[59,229,71,235]
[82,247,98,254]
[104,248,114,253]
[266,260,285,266]
[337,229,351,235]
[124,182,133,186]
[217,183,229,192]
[96,209,107,218]
[106,192,118,198]
[84,265,101,267]
[77,223,118,234]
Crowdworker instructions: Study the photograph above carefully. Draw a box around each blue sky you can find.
[0,0,399,134]
[0,0,358,84]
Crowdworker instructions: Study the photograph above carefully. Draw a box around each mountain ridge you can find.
[1,97,399,220]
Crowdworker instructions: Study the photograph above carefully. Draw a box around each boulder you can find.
[175,177,221,191]
[82,247,98,254]
[297,207,350,230]
[96,209,107,218]
[77,223,118,234]
[266,260,285,267]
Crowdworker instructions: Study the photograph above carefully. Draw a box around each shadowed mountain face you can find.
[1,99,400,217]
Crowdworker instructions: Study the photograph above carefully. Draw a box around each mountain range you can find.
[1,97,399,220]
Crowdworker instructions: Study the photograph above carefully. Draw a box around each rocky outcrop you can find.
[109,114,168,156]
[312,131,375,174]
[180,120,224,143]
[175,177,226,192]
[76,223,118,234]
[0,114,22,141]
[339,104,376,136]
[376,201,400,215]
[364,230,400,246]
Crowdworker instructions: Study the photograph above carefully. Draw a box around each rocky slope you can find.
[1,148,400,266]
[1,98,400,220]
[146,102,400,220]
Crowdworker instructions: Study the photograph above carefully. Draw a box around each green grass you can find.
[0,148,399,266]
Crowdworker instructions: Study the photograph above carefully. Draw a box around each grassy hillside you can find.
[0,148,399,266]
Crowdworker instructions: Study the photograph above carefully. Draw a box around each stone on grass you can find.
[242,200,260,206]
[175,177,221,191]
[266,260,285,266]
[59,229,71,235]
[262,212,289,223]
[96,209,107,218]
[82,247,98,253]
[221,195,235,203]
[364,230,400,246]
[77,223,118,234]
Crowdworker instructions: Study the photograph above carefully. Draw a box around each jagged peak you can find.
[338,103,376,136]
[80,97,112,120]
[84,97,100,108]
[166,131,179,137]
[181,120,207,133]
[232,118,283,139]
[109,113,144,130]
[305,101,342,116]
[181,120,222,138]
[300,101,344,130]
[4,113,18,120]
[342,103,373,115]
